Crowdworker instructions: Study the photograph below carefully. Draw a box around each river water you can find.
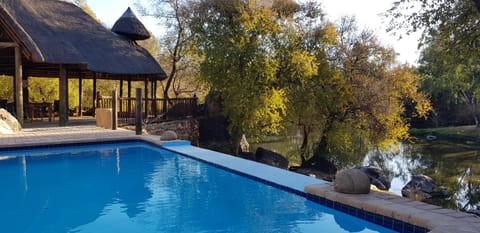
[252,138,480,211]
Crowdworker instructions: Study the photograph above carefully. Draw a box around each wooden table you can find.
[28,102,53,122]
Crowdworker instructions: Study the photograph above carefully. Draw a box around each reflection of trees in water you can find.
[254,135,480,211]
[364,142,480,211]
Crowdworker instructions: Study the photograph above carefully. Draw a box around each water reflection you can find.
[253,138,480,211]
[365,142,480,211]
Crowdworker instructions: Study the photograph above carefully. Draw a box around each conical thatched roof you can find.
[0,0,165,80]
[112,7,150,41]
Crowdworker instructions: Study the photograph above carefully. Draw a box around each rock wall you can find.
[144,119,199,145]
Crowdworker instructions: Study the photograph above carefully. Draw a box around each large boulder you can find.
[0,108,22,134]
[356,166,391,191]
[401,175,449,202]
[289,167,335,181]
[160,130,178,141]
[334,169,371,194]
[255,147,289,169]
[290,154,337,181]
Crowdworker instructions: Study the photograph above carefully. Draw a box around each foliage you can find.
[189,0,288,151]
[419,33,480,127]
[386,0,480,51]
[189,0,431,157]
[313,17,431,161]
[138,0,205,101]
[0,75,14,102]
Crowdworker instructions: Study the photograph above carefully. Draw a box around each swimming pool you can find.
[0,141,397,233]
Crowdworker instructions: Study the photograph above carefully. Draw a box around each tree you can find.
[138,0,201,109]
[269,0,339,164]
[189,0,287,152]
[386,0,480,53]
[419,36,480,127]
[387,0,480,127]
[316,17,431,165]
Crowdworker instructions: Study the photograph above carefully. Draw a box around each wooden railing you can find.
[98,96,198,125]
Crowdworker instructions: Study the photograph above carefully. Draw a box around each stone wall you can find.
[143,119,199,145]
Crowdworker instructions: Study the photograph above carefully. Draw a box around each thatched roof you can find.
[0,0,166,80]
[112,7,150,41]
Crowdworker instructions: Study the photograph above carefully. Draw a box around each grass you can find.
[409,125,480,146]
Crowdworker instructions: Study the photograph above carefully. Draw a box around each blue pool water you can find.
[0,142,397,233]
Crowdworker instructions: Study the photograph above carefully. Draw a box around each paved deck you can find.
[0,125,143,148]
[305,184,480,233]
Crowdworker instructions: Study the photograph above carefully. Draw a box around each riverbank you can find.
[410,125,480,147]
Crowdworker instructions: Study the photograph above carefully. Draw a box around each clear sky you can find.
[86,0,420,64]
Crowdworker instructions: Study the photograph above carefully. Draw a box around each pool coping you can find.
[1,129,479,233]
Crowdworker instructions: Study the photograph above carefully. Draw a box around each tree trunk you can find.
[300,124,309,165]
[162,0,183,117]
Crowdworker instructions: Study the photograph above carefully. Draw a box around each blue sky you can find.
[86,0,420,64]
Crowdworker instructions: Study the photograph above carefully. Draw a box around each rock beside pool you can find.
[255,147,289,169]
[355,166,391,191]
[334,169,371,194]
[291,154,337,181]
[401,175,449,202]
[0,108,22,134]
[160,130,178,141]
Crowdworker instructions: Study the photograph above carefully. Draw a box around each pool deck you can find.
[1,125,479,233]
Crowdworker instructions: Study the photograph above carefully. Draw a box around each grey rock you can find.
[401,175,449,202]
[0,108,22,134]
[356,166,391,190]
[334,169,371,194]
[255,147,289,169]
[160,130,178,141]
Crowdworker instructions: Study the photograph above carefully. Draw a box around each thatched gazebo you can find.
[0,0,167,126]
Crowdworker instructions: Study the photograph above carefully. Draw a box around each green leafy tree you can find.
[316,17,431,166]
[0,75,13,102]
[190,0,286,152]
[419,36,480,127]
[386,0,480,49]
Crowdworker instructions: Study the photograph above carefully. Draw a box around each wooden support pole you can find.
[79,75,83,117]
[0,42,17,48]
[153,80,158,117]
[111,89,117,130]
[93,73,97,111]
[22,73,28,120]
[135,88,142,135]
[144,77,148,117]
[119,79,123,114]
[127,79,132,116]
[59,65,68,126]
[119,79,124,97]
[14,45,23,125]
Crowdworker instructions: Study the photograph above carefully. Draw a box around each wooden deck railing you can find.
[98,96,198,125]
